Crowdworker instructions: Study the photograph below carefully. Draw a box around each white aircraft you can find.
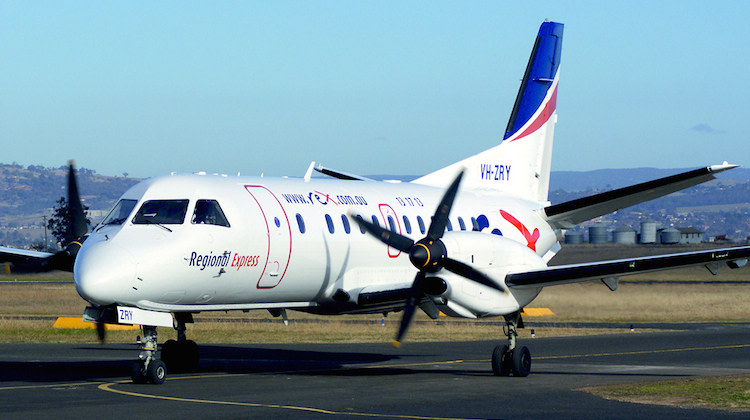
[5,21,750,384]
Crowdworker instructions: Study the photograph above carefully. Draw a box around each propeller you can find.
[353,170,508,347]
[47,161,89,271]
[49,162,105,342]
[96,319,107,343]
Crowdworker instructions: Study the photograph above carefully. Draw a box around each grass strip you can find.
[581,375,750,411]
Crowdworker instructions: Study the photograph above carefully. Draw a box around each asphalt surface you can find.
[1,325,749,419]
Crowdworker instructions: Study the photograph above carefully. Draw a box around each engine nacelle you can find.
[430,232,547,318]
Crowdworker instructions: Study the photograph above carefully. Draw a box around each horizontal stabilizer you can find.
[506,245,750,289]
[314,164,375,181]
[544,163,738,228]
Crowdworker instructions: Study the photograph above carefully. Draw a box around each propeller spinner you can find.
[353,170,507,347]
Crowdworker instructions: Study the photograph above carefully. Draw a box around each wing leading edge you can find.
[506,245,750,289]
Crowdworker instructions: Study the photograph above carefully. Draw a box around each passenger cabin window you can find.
[371,215,380,227]
[191,200,230,227]
[101,199,137,226]
[133,200,189,225]
[387,215,397,232]
[296,213,306,234]
[402,216,412,235]
[458,217,466,231]
[446,219,453,231]
[341,214,351,234]
[471,217,479,231]
[325,214,335,234]
[356,215,366,234]
[417,216,426,234]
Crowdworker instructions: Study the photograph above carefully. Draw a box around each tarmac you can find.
[1,325,749,419]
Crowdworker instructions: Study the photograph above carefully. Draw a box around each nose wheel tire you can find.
[146,359,167,384]
[130,360,146,384]
[131,359,167,384]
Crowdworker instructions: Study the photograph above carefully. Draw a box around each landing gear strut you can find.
[160,313,199,373]
[491,311,531,377]
[130,325,167,384]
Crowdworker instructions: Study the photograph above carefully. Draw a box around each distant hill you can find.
[0,163,139,218]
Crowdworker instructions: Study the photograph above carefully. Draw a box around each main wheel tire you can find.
[130,361,146,384]
[161,339,178,369]
[511,345,531,377]
[146,359,167,384]
[491,345,512,376]
[183,340,200,371]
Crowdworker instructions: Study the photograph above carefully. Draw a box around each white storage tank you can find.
[613,226,637,244]
[564,230,584,244]
[588,225,608,244]
[660,228,680,244]
[640,220,657,244]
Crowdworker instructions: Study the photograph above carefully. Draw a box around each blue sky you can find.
[2,2,747,178]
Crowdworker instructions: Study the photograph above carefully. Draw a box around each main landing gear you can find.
[160,313,200,373]
[491,311,531,377]
[130,313,200,384]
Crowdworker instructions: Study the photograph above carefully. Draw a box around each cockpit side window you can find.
[191,199,230,227]
[101,199,138,226]
[133,200,189,225]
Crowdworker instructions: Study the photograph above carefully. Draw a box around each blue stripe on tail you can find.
[503,21,563,140]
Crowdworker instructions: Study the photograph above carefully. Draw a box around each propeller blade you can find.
[44,161,89,272]
[443,258,508,294]
[352,214,414,253]
[426,170,464,241]
[96,320,106,344]
[393,271,425,347]
[67,161,88,241]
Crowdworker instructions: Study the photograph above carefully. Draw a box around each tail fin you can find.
[412,21,563,204]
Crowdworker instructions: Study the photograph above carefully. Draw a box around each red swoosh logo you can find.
[500,210,539,251]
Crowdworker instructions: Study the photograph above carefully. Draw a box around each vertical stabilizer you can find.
[412,21,563,204]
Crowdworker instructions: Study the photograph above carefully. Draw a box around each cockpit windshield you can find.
[133,200,189,225]
[192,199,230,227]
[101,199,138,226]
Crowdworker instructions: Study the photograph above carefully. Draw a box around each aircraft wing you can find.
[506,245,750,289]
[0,246,55,272]
[543,163,737,228]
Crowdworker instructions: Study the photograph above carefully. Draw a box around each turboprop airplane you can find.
[6,21,750,384]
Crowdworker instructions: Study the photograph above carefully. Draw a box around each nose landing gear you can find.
[491,310,531,377]
[129,313,200,384]
[130,325,167,384]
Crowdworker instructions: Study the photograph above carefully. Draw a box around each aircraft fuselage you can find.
[74,173,556,318]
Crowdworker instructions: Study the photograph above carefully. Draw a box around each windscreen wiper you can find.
[142,218,173,233]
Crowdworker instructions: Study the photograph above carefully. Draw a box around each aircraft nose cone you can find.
[74,238,136,306]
